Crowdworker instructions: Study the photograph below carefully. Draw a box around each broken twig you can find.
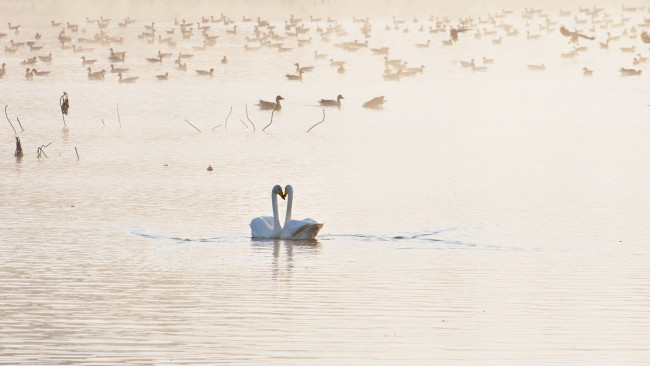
[5,105,16,134]
[184,119,201,133]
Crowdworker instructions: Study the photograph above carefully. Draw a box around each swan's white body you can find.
[280,185,323,240]
[250,185,285,239]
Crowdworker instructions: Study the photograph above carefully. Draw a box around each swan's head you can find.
[284,184,293,198]
[273,185,286,200]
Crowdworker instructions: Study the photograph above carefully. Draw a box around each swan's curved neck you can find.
[284,188,293,225]
[272,190,282,234]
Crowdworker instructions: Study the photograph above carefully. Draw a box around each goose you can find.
[38,53,52,63]
[177,62,187,71]
[156,72,169,80]
[318,94,344,108]
[295,63,313,72]
[559,26,595,44]
[81,56,96,65]
[244,44,260,51]
[117,72,138,83]
[337,64,346,73]
[383,69,402,81]
[257,95,284,110]
[221,55,228,64]
[460,59,474,68]
[415,40,431,48]
[72,45,93,53]
[21,57,37,65]
[582,67,593,76]
[442,39,454,46]
[146,54,163,63]
[482,56,494,64]
[492,36,502,45]
[370,47,389,55]
[110,64,129,73]
[51,20,62,27]
[329,58,345,67]
[29,43,43,51]
[195,68,214,76]
[620,46,635,53]
[526,64,546,71]
[471,60,488,72]
[0,63,6,78]
[314,50,327,59]
[619,67,642,76]
[32,68,50,76]
[87,67,105,80]
[362,96,387,109]
[285,69,303,81]
[24,68,34,80]
[157,50,172,58]
[526,31,541,40]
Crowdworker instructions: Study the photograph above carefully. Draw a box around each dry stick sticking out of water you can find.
[239,118,248,128]
[262,106,278,132]
[224,106,232,130]
[5,105,17,134]
[245,104,256,132]
[184,119,201,133]
[306,109,326,133]
[74,147,79,160]
[16,117,24,132]
[37,142,51,159]
[101,118,105,127]
[116,102,122,129]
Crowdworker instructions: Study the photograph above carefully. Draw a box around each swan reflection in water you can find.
[251,238,321,280]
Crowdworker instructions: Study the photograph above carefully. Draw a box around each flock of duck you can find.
[1,5,650,109]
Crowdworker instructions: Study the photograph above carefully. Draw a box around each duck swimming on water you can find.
[257,95,284,110]
[318,94,344,109]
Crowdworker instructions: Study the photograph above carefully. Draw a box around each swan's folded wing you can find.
[282,219,323,239]
[250,216,274,237]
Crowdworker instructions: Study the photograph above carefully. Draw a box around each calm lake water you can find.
[2,4,650,364]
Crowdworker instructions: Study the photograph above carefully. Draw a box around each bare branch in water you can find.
[5,105,17,135]
[116,102,122,129]
[306,109,326,133]
[36,143,51,159]
[101,118,105,127]
[75,147,79,161]
[239,118,248,128]
[14,136,23,158]
[262,106,278,132]
[184,119,202,133]
[245,104,256,132]
[224,106,233,130]
[16,117,24,132]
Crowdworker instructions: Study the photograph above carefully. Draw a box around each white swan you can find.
[250,185,285,239]
[281,185,323,240]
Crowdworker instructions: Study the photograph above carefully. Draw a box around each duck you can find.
[582,67,593,76]
[285,69,303,81]
[318,94,344,109]
[257,95,284,110]
[117,72,138,83]
[362,96,387,109]
[156,72,169,80]
[110,64,129,73]
[21,57,37,65]
[81,56,96,65]
[337,64,346,73]
[195,68,214,76]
